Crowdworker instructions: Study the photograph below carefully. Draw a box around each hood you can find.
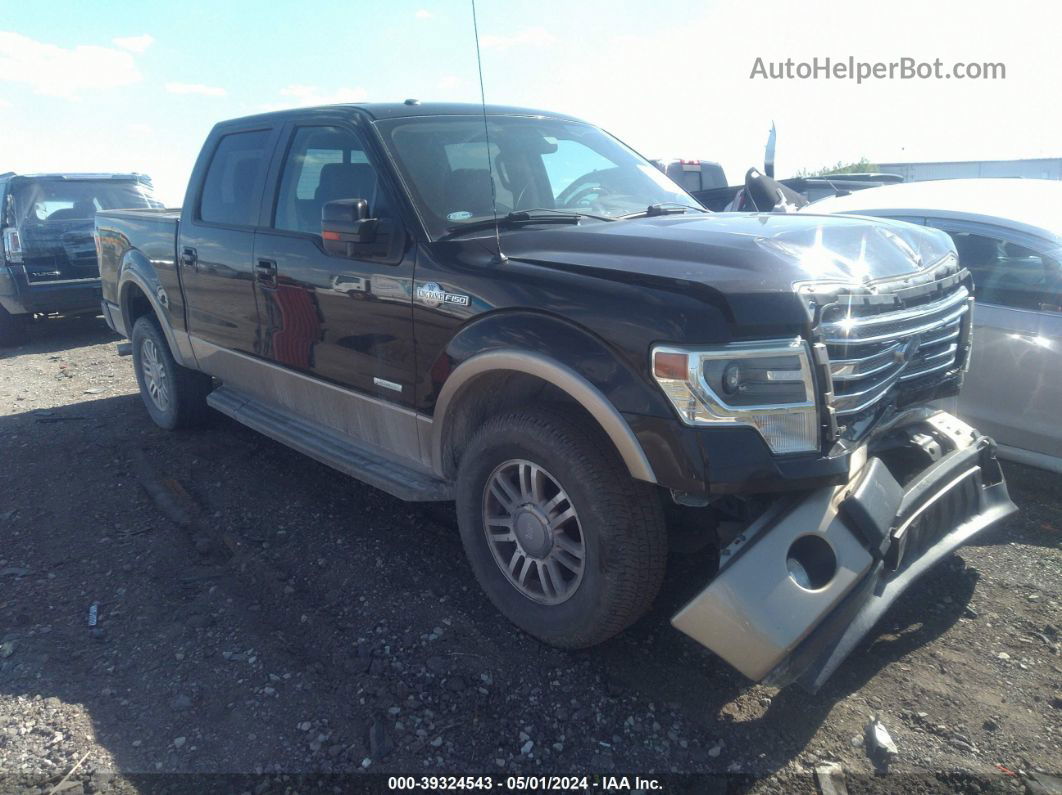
[498,212,957,326]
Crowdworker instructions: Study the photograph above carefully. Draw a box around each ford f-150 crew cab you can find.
[95,103,1015,690]
[0,172,158,345]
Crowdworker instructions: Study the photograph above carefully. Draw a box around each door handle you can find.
[255,259,278,287]
[180,247,197,269]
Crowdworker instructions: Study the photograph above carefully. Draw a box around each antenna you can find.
[471,0,507,264]
[764,121,777,178]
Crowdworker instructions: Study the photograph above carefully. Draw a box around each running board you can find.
[207,386,452,502]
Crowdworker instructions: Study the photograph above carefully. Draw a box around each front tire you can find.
[456,408,667,648]
[131,316,212,430]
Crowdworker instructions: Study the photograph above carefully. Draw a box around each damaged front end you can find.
[671,410,1015,691]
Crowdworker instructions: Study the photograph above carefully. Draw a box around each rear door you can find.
[927,218,1062,462]
[179,125,280,355]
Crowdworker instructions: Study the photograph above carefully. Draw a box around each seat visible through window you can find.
[443,169,495,219]
[274,126,391,237]
[315,163,378,218]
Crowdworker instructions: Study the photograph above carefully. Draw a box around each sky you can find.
[2,0,1060,205]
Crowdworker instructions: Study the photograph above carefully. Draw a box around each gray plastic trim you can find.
[190,337,434,473]
[431,349,657,483]
[118,271,195,367]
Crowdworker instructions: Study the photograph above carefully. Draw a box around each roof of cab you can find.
[217,102,589,127]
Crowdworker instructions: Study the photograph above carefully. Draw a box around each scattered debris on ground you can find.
[0,318,1059,792]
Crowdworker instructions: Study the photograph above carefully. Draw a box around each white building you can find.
[877,158,1062,182]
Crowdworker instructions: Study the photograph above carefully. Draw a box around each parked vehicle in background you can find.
[96,103,1014,690]
[650,158,728,194]
[789,172,903,203]
[0,172,159,345]
[695,171,904,212]
[809,178,1062,473]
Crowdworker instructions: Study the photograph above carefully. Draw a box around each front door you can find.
[179,126,277,355]
[253,123,417,407]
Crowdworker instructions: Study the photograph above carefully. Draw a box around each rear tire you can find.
[0,306,25,348]
[456,407,667,648]
[131,315,212,430]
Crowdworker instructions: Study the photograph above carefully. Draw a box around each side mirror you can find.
[322,199,378,256]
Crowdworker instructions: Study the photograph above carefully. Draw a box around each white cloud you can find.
[438,75,462,91]
[266,84,369,109]
[480,27,555,50]
[165,81,226,97]
[112,34,155,54]
[0,31,142,98]
[0,97,9,108]
[415,9,433,19]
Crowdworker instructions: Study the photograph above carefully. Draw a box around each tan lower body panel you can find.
[189,337,433,472]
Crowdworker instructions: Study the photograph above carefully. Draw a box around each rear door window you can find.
[199,130,272,227]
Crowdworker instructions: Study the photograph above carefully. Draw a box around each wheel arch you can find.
[431,349,657,485]
[117,254,192,367]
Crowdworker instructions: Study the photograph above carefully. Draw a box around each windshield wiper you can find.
[620,202,711,219]
[441,209,613,239]
[512,208,615,222]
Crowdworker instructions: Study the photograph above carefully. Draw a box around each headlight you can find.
[651,338,820,454]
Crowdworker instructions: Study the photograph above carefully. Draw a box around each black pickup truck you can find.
[95,103,1015,690]
[0,172,158,344]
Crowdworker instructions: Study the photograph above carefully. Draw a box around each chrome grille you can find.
[819,283,971,418]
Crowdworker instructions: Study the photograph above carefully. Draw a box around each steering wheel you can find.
[558,183,610,211]
[556,171,609,205]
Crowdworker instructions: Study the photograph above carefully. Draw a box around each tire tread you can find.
[457,406,667,648]
[131,316,212,429]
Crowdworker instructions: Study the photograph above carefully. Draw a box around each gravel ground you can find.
[0,315,1059,794]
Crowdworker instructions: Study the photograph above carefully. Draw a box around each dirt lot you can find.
[0,316,1059,794]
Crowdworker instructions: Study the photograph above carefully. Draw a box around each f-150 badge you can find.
[416,282,470,308]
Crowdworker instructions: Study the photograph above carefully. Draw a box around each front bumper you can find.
[671,410,1016,691]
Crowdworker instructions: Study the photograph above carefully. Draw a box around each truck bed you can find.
[95,207,181,317]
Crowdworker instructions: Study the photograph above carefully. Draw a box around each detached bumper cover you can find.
[671,411,1016,691]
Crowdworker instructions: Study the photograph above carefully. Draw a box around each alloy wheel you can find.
[482,459,586,605]
[140,337,171,413]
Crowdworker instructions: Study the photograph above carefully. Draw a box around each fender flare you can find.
[431,349,657,483]
[117,260,193,368]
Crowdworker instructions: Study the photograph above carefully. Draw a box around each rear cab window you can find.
[4,177,158,279]
[8,179,157,224]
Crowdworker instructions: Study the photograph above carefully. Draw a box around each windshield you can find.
[376,115,699,239]
[8,179,159,225]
